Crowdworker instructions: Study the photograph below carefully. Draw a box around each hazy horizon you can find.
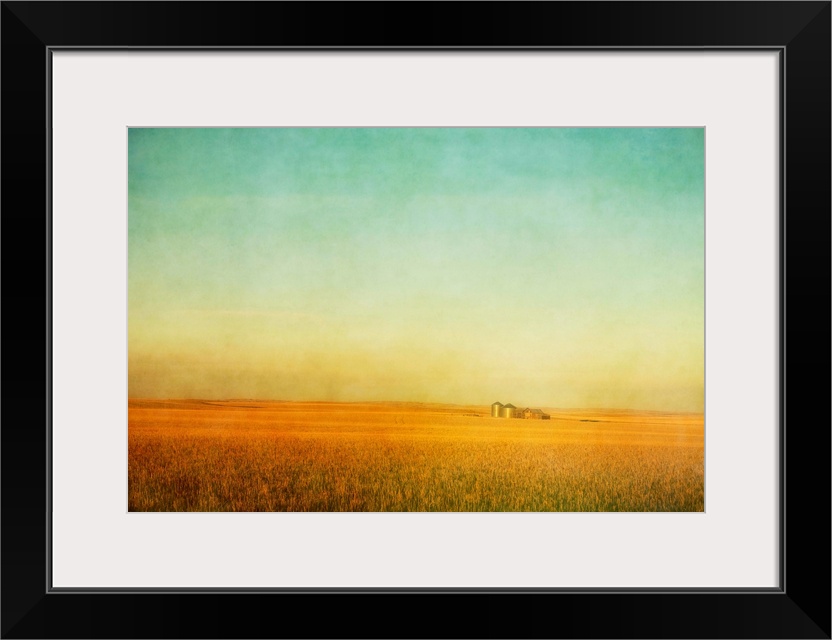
[129,128,704,412]
[127,397,704,416]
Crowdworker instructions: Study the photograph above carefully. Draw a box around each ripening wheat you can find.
[128,400,704,512]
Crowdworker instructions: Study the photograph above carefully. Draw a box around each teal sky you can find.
[128,128,704,411]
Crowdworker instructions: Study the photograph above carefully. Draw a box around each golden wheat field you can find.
[128,400,704,512]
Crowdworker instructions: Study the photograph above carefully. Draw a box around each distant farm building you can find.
[491,401,550,420]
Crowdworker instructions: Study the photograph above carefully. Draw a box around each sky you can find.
[128,128,704,412]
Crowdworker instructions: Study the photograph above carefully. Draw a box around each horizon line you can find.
[127,397,705,415]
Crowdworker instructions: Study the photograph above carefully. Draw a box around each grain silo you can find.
[491,402,504,418]
[501,403,517,419]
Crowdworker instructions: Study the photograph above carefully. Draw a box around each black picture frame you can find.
[2,2,829,638]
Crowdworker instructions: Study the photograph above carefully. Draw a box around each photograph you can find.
[128,127,705,512]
